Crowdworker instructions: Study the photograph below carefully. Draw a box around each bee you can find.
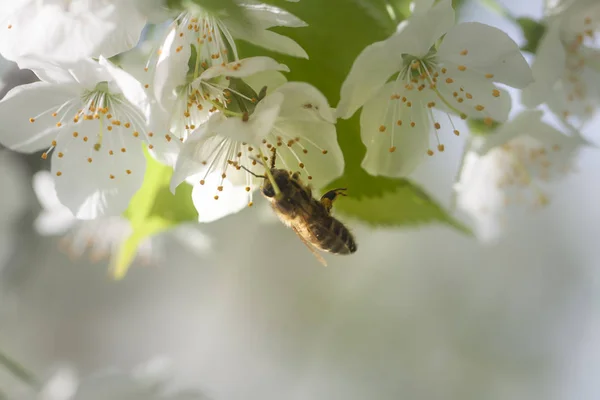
[244,148,357,266]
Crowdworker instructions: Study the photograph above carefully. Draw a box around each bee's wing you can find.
[292,225,328,267]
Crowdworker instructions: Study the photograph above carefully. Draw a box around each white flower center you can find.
[559,12,600,119]
[377,47,502,156]
[491,136,573,208]
[194,117,331,207]
[58,217,156,265]
[29,82,155,180]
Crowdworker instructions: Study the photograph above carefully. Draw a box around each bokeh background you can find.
[1,0,600,399]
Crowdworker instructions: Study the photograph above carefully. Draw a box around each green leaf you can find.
[118,148,198,279]
[238,0,466,232]
[517,17,547,54]
[328,172,471,233]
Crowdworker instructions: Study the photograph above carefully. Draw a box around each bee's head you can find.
[261,169,289,198]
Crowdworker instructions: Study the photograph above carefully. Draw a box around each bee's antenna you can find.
[240,165,266,179]
[270,148,277,169]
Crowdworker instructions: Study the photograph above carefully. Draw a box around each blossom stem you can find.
[0,349,40,390]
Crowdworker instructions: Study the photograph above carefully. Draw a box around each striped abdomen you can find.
[309,216,357,255]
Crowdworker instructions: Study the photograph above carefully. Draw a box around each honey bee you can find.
[244,149,357,266]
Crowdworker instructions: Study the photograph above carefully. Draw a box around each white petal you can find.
[153,24,191,113]
[336,0,454,119]
[148,130,182,168]
[475,110,588,160]
[558,0,600,34]
[100,56,150,121]
[39,368,79,400]
[399,0,455,57]
[32,170,76,235]
[131,0,174,23]
[274,81,336,123]
[235,28,308,58]
[15,56,78,84]
[0,81,81,152]
[473,110,545,154]
[360,82,430,177]
[0,2,145,62]
[239,3,307,28]
[192,173,250,223]
[411,0,436,13]
[93,1,147,58]
[336,35,408,119]
[213,92,284,143]
[521,25,566,108]
[455,151,504,242]
[269,120,344,188]
[242,70,288,95]
[19,57,112,89]
[52,125,146,220]
[437,22,533,89]
[225,4,307,57]
[170,113,227,192]
[199,57,289,81]
[171,223,213,255]
[435,69,512,121]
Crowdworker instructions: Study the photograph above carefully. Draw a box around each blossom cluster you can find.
[0,0,596,256]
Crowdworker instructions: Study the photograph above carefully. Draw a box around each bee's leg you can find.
[320,188,347,213]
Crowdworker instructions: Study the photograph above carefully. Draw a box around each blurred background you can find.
[1,0,600,399]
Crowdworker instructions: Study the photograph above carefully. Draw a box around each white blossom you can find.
[171,81,344,223]
[32,170,211,266]
[454,110,586,242]
[0,0,147,63]
[0,57,172,220]
[148,0,302,143]
[23,359,207,400]
[336,0,533,177]
[153,37,289,143]
[522,0,600,124]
